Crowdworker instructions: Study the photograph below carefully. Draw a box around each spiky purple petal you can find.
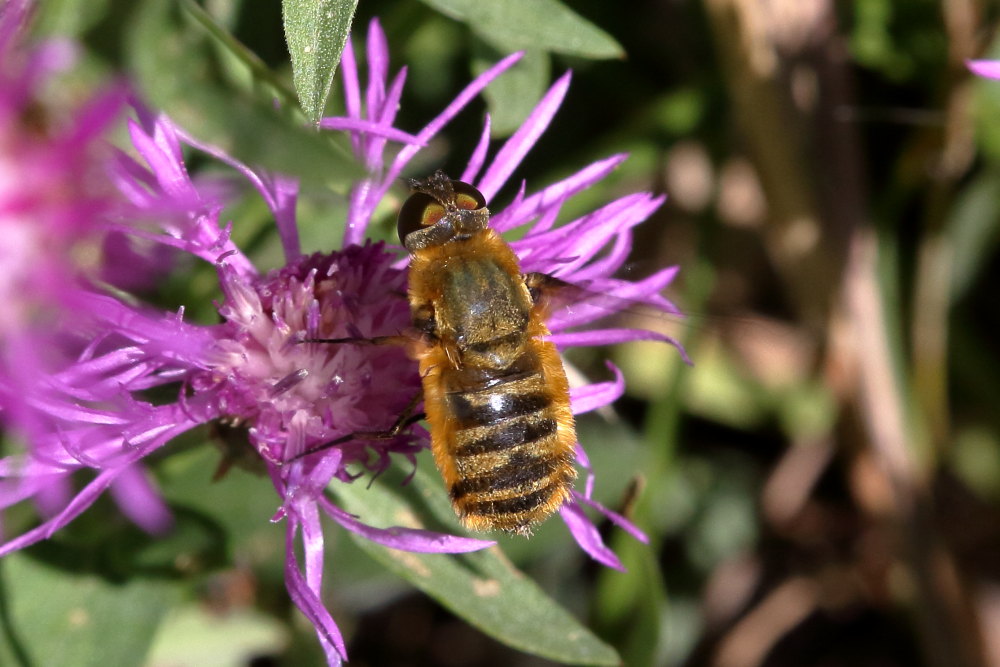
[476,71,571,201]
[320,496,495,552]
[569,362,625,415]
[559,501,625,571]
[459,113,493,184]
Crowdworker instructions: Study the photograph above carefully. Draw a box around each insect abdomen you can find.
[438,342,577,535]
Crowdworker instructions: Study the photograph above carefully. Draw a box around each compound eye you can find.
[397,192,445,244]
[397,180,487,243]
[450,180,486,210]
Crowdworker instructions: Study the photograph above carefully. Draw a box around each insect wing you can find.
[524,271,683,332]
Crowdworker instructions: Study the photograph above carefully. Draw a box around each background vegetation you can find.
[3,0,1000,665]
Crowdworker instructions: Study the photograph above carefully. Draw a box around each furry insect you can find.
[397,172,577,535]
[295,171,576,535]
[300,172,578,535]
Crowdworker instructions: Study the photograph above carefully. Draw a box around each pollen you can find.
[197,242,423,466]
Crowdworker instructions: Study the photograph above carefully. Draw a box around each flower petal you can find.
[549,327,685,353]
[477,71,572,201]
[572,490,648,544]
[460,113,492,185]
[321,497,495,553]
[344,52,523,245]
[490,154,627,233]
[569,361,624,415]
[558,501,625,571]
[1,465,128,556]
[320,117,422,144]
[109,464,174,535]
[284,521,346,664]
[968,59,1000,80]
[365,19,389,114]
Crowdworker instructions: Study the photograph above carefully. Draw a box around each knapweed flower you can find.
[0,15,683,667]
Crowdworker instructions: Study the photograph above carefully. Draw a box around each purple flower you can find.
[0,0,176,533]
[0,14,684,665]
[0,8,111,336]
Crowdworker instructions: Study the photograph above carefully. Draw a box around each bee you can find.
[397,172,577,535]
[300,171,578,535]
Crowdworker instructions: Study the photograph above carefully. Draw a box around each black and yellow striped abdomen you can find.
[402,173,578,534]
[443,345,576,533]
[420,331,578,535]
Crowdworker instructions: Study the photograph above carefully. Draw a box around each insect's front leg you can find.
[300,334,413,346]
[524,271,564,297]
[410,301,437,339]
[523,271,575,306]
[298,324,431,359]
[284,389,426,463]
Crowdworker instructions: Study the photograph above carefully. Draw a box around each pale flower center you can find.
[201,245,421,464]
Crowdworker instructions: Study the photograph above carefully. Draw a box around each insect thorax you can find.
[433,252,531,369]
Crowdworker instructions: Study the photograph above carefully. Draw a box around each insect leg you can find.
[300,334,412,346]
[284,390,425,463]
[523,271,571,290]
[523,272,574,305]
[300,329,434,363]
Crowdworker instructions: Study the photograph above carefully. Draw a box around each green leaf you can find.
[283,0,360,125]
[473,47,550,137]
[126,0,363,189]
[947,167,1000,300]
[146,603,289,666]
[32,0,109,38]
[21,505,229,583]
[0,552,180,667]
[157,446,287,578]
[595,538,670,667]
[182,0,296,107]
[421,0,623,59]
[332,464,620,666]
